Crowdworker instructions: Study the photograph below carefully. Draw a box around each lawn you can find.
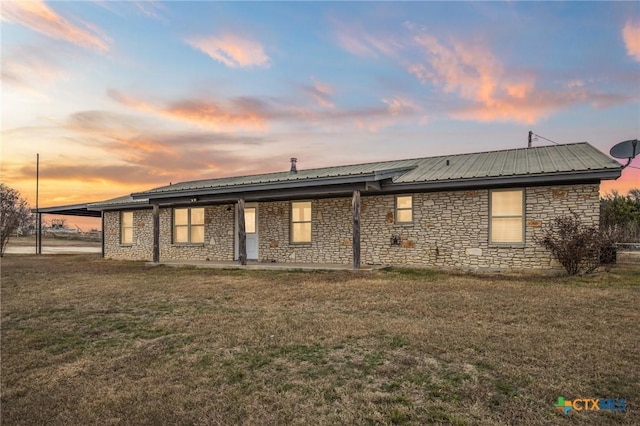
[1,255,638,425]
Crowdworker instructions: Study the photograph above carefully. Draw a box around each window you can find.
[244,207,256,234]
[396,195,413,223]
[121,211,133,244]
[490,189,524,243]
[174,207,205,244]
[291,201,312,243]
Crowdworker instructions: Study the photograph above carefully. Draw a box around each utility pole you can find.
[528,131,532,148]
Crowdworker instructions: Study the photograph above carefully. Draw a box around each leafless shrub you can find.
[535,213,613,275]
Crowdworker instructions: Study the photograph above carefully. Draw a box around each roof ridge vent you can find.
[290,157,298,173]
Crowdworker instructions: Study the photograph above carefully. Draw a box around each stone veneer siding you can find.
[104,205,235,261]
[104,209,154,261]
[103,183,600,270]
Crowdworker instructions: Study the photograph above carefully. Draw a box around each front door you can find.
[236,203,258,260]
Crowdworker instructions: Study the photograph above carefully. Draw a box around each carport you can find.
[32,203,104,256]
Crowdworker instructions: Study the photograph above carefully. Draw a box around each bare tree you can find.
[0,183,33,257]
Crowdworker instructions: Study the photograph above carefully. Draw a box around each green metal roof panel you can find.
[142,159,421,194]
[133,142,620,198]
[87,195,149,209]
[59,143,621,211]
[393,143,620,183]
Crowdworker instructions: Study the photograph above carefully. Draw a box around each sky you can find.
[1,1,639,231]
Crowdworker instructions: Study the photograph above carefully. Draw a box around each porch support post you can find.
[237,198,247,265]
[152,204,160,263]
[352,190,361,269]
[101,212,105,258]
[37,213,42,255]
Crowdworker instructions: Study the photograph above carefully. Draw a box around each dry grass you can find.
[2,255,639,425]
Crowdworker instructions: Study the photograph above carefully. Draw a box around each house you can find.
[40,143,623,270]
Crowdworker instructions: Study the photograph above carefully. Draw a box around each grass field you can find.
[2,255,638,425]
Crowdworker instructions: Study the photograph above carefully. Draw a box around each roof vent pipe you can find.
[446,159,450,166]
[290,157,298,173]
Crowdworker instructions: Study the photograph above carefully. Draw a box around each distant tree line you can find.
[600,189,640,243]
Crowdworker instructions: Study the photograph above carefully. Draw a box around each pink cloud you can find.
[332,18,402,59]
[108,89,269,131]
[451,91,581,124]
[186,33,270,68]
[1,0,109,52]
[383,96,422,117]
[406,27,634,124]
[409,33,544,122]
[623,20,640,61]
[303,79,335,108]
[334,20,635,124]
[108,88,422,132]
[1,46,66,91]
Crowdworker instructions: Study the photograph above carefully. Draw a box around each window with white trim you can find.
[291,201,312,243]
[121,211,133,244]
[490,189,524,243]
[396,195,413,223]
[174,207,205,244]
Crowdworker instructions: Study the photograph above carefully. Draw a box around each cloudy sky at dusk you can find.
[2,1,639,230]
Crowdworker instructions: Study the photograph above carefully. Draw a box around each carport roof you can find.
[32,203,102,217]
[34,195,150,216]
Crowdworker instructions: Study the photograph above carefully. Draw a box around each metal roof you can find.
[87,195,149,210]
[138,163,419,195]
[134,143,621,199]
[393,142,621,183]
[39,142,618,211]
[33,203,102,217]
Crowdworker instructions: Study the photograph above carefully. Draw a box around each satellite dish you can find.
[610,139,639,160]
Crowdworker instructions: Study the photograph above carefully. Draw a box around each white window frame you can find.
[489,189,525,244]
[173,207,205,244]
[120,211,133,245]
[395,195,414,224]
[291,201,312,244]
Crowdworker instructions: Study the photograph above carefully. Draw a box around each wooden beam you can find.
[352,190,361,269]
[152,204,160,263]
[237,198,247,265]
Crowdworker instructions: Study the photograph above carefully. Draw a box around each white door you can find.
[236,204,258,260]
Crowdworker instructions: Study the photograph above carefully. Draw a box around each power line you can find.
[531,132,561,146]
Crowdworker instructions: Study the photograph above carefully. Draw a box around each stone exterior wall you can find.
[104,205,235,261]
[158,205,235,261]
[103,183,600,270]
[259,198,353,263]
[104,210,154,261]
[360,184,599,269]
